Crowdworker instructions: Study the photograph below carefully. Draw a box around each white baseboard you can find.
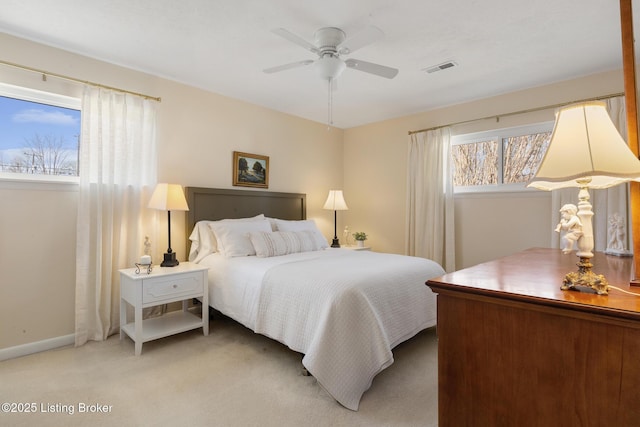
[0,334,75,361]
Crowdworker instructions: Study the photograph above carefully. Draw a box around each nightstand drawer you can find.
[142,272,203,304]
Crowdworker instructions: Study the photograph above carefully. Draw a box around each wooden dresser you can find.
[427,247,640,427]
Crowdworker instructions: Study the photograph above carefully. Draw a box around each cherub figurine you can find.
[555,204,582,254]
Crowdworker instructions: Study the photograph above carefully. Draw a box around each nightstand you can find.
[119,262,209,355]
[342,245,372,251]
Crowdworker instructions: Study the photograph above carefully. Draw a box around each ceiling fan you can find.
[263,26,399,82]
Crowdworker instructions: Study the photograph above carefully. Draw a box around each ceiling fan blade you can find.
[272,28,320,54]
[263,59,314,74]
[344,58,398,79]
[338,26,384,55]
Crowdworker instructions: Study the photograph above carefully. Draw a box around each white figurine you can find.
[555,204,582,254]
[144,236,151,256]
[607,213,625,252]
[605,213,632,256]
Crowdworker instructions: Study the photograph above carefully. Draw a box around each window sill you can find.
[0,173,79,191]
[454,187,551,198]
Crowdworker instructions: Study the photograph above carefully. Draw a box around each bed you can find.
[185,187,444,411]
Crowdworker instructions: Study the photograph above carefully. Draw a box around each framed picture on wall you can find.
[232,151,269,188]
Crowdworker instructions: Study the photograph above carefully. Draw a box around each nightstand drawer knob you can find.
[173,284,177,289]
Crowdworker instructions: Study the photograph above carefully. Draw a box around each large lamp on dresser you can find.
[148,183,189,267]
[527,101,640,294]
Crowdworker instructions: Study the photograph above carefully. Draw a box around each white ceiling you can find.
[0,0,632,128]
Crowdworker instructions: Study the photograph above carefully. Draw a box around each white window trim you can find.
[0,82,80,110]
[0,82,81,184]
[452,121,554,194]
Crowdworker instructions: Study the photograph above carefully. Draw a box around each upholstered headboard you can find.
[184,187,306,254]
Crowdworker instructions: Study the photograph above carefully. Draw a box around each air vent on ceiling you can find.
[423,61,458,74]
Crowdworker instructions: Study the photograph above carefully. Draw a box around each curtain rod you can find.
[408,92,625,135]
[0,59,161,102]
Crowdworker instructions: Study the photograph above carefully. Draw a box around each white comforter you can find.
[199,249,444,410]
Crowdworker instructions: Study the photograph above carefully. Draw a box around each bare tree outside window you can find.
[8,133,78,175]
[452,139,498,186]
[503,132,551,184]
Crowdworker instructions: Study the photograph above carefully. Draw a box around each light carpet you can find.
[0,314,438,427]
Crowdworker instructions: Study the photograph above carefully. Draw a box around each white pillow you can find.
[188,214,265,262]
[265,217,278,231]
[188,222,218,262]
[273,219,329,249]
[209,219,272,257]
[248,230,322,257]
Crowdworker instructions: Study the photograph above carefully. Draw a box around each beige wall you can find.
[0,33,342,350]
[343,69,624,269]
[156,80,344,255]
[0,181,77,349]
[0,31,626,352]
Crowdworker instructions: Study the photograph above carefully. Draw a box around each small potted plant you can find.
[353,231,368,247]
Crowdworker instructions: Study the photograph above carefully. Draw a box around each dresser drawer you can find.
[142,272,203,304]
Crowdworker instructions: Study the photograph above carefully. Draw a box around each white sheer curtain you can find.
[406,127,455,272]
[550,96,631,253]
[75,86,158,346]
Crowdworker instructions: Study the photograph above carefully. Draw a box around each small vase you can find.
[357,240,365,248]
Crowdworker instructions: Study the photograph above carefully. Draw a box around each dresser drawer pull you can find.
[173,284,177,289]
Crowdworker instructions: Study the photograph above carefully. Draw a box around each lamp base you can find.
[160,252,179,267]
[561,257,609,295]
[331,238,341,248]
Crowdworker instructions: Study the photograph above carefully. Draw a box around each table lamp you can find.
[323,190,348,247]
[527,101,640,294]
[148,183,189,267]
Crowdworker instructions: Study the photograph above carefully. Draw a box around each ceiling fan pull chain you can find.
[327,78,332,129]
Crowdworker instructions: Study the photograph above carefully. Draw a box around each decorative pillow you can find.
[188,214,265,262]
[209,219,272,257]
[248,230,321,257]
[273,219,329,249]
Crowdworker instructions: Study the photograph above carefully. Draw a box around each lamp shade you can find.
[148,183,189,211]
[323,190,349,210]
[527,101,640,190]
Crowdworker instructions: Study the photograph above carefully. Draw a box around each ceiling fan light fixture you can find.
[314,56,346,80]
[264,25,398,129]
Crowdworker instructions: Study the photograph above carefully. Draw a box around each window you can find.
[0,83,81,181]
[451,122,553,192]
